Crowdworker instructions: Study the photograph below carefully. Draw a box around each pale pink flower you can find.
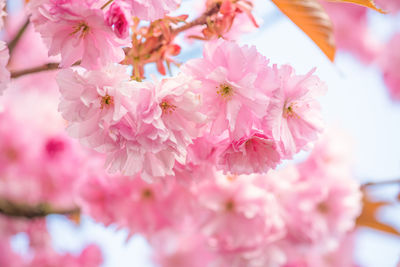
[218,130,281,175]
[31,0,128,69]
[261,65,326,157]
[57,64,132,152]
[106,1,133,39]
[375,0,400,13]
[0,41,10,96]
[152,230,215,267]
[283,171,361,249]
[321,1,382,63]
[379,33,400,101]
[125,0,181,21]
[182,39,269,137]
[106,74,205,180]
[78,173,196,235]
[196,172,285,253]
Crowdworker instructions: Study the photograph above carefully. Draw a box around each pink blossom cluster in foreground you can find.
[78,127,362,267]
[57,39,326,181]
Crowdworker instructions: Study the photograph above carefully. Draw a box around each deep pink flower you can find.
[379,33,400,101]
[218,130,281,175]
[31,0,128,69]
[261,65,326,157]
[182,39,269,137]
[0,41,9,96]
[106,1,133,39]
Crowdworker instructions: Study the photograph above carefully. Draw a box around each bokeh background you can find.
[5,0,400,266]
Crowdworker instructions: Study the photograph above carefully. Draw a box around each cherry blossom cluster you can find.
[56,39,326,182]
[78,128,362,267]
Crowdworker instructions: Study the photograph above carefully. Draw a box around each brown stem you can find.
[362,179,400,187]
[172,3,220,35]
[0,198,80,219]
[10,63,61,78]
[8,19,30,56]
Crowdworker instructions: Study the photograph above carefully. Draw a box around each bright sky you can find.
[8,0,400,266]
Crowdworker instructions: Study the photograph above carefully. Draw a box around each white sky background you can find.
[8,0,400,266]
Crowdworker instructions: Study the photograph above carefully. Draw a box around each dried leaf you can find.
[271,0,336,61]
[356,190,400,237]
[325,0,386,13]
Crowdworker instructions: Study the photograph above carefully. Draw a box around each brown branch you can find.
[0,198,80,219]
[8,18,30,56]
[363,179,400,188]
[10,63,61,79]
[171,3,220,35]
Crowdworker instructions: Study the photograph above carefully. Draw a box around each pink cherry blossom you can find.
[196,172,285,253]
[182,39,269,137]
[261,65,326,157]
[57,64,132,152]
[106,1,133,39]
[106,74,205,180]
[0,41,10,96]
[78,173,197,236]
[379,33,400,101]
[375,0,400,13]
[321,1,382,63]
[30,0,128,69]
[152,230,215,267]
[125,0,181,21]
[217,130,281,175]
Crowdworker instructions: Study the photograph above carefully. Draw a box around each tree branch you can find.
[171,3,220,35]
[362,179,400,187]
[10,63,61,79]
[0,198,80,219]
[8,18,30,56]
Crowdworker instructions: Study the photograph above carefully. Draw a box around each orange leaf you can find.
[271,0,336,61]
[324,0,386,13]
[356,190,400,237]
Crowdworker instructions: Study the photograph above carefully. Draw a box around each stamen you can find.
[72,22,90,38]
[160,101,177,114]
[217,83,234,99]
[101,94,114,109]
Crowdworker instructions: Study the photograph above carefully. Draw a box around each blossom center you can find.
[4,147,18,162]
[141,188,153,199]
[72,22,90,38]
[225,199,235,212]
[160,101,176,114]
[283,103,297,118]
[101,94,114,109]
[317,202,329,214]
[217,83,234,99]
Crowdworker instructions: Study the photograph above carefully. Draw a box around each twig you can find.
[172,3,220,35]
[10,63,61,78]
[8,18,30,56]
[362,179,400,187]
[0,198,80,219]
